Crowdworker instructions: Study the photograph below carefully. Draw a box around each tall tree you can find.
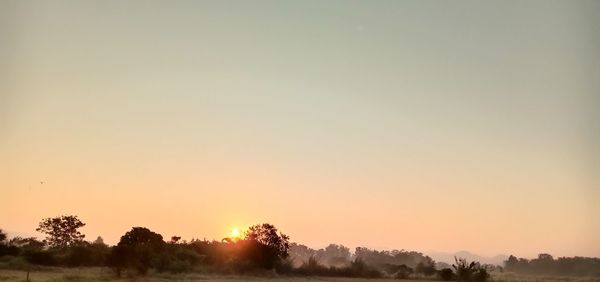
[36,215,85,248]
[245,223,290,260]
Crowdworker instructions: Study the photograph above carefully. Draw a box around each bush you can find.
[438,268,454,281]
[297,256,328,275]
[452,257,489,282]
[155,254,193,274]
[416,261,437,276]
[23,250,57,266]
[64,243,109,266]
[393,264,414,279]
[294,256,383,278]
[155,246,203,274]
[0,256,32,270]
[471,268,489,282]
[345,258,383,278]
[274,258,294,274]
[0,244,20,256]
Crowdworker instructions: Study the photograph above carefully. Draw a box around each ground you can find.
[0,268,396,282]
[0,268,599,282]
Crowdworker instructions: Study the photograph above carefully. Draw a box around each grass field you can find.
[0,267,395,282]
[1,268,599,282]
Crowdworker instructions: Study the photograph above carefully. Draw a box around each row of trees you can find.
[2,218,291,275]
[288,243,352,267]
[505,254,600,277]
[14,214,600,280]
[289,244,439,274]
[287,243,445,279]
[0,215,492,280]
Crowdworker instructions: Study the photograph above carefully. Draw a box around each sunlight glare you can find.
[231,228,240,238]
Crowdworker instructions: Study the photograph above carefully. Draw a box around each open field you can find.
[1,268,599,282]
[0,268,394,282]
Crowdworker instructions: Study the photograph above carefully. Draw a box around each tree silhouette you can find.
[241,223,291,269]
[0,229,18,256]
[36,215,85,248]
[504,253,600,276]
[438,268,454,281]
[416,260,437,276]
[170,236,181,244]
[92,236,106,246]
[452,257,489,282]
[244,223,290,260]
[108,227,165,274]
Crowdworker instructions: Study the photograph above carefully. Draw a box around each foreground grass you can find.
[0,268,400,282]
[492,273,600,282]
[1,268,600,282]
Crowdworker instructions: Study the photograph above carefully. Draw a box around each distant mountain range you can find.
[426,251,509,266]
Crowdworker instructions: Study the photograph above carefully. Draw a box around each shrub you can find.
[452,257,489,282]
[297,256,327,275]
[416,261,437,276]
[64,243,109,266]
[155,246,203,274]
[0,244,20,256]
[0,256,32,270]
[274,257,294,274]
[347,258,383,278]
[394,264,414,279]
[438,268,454,281]
[23,249,57,266]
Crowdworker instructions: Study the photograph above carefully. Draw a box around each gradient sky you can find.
[1,0,599,258]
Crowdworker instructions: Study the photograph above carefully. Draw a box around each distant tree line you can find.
[505,254,600,277]
[2,214,589,280]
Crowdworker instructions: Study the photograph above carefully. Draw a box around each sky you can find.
[1,0,599,258]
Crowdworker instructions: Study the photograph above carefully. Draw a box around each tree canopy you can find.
[35,215,86,248]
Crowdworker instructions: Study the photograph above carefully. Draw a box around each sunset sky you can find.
[1,1,599,258]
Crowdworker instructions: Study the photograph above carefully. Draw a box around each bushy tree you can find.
[296,256,382,278]
[240,223,290,269]
[504,254,600,277]
[36,215,85,248]
[288,243,353,267]
[244,223,290,260]
[354,247,435,274]
[416,260,437,276]
[452,257,489,282]
[93,236,106,246]
[320,244,352,266]
[64,241,110,267]
[438,268,454,281]
[393,264,414,279]
[108,227,165,275]
[9,237,45,250]
[0,229,19,256]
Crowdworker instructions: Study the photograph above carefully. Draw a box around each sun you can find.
[230,228,241,239]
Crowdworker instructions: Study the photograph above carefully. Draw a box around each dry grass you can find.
[492,273,600,282]
[1,268,599,282]
[0,268,400,282]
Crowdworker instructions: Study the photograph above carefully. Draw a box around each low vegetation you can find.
[1,215,599,281]
[504,254,600,277]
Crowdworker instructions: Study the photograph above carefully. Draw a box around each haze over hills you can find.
[0,228,559,267]
[426,251,509,266]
